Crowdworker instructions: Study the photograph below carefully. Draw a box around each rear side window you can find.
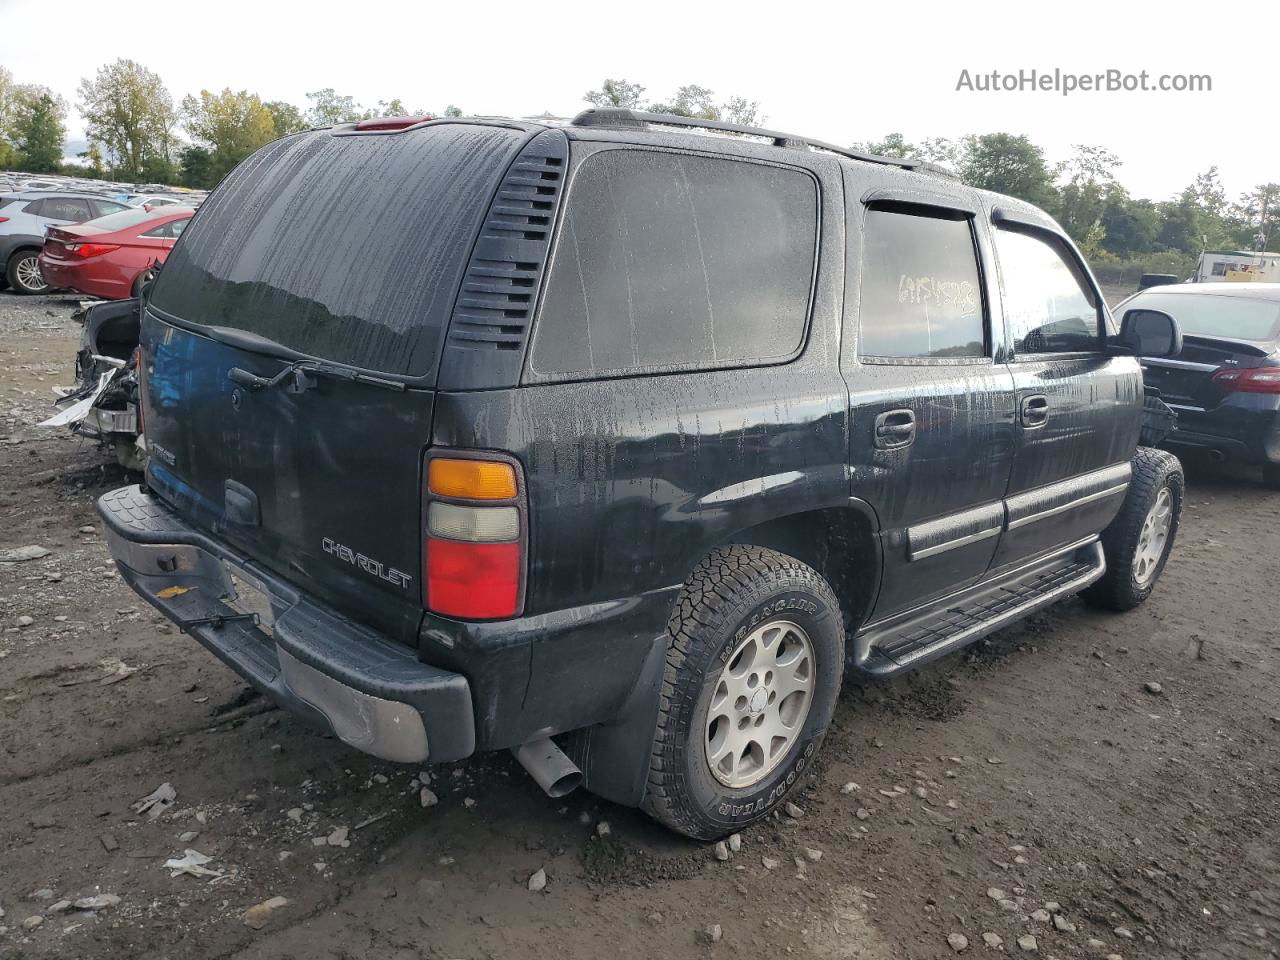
[150,124,526,378]
[36,197,92,221]
[91,199,129,218]
[529,149,817,379]
[859,206,985,359]
[995,226,1100,355]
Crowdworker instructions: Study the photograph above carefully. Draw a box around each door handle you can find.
[874,409,916,449]
[1020,394,1049,428]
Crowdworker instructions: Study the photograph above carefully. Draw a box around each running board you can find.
[854,540,1106,677]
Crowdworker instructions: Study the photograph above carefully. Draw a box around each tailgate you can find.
[138,122,531,645]
[142,317,434,645]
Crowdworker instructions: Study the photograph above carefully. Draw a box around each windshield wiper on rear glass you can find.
[204,325,407,393]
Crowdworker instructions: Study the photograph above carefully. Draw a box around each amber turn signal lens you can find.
[428,458,517,500]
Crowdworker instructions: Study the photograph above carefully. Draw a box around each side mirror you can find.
[1119,308,1182,358]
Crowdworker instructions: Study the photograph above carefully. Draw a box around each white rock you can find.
[947,932,969,952]
[1053,914,1077,933]
[22,915,43,930]
[986,887,1007,901]
[761,856,780,870]
[855,808,871,820]
[528,868,547,892]
[784,801,805,819]
[1017,935,1038,952]
[1030,909,1051,922]
[804,847,823,862]
[178,831,200,843]
[595,820,611,838]
[16,615,34,628]
[704,923,723,943]
[1114,926,1134,939]
[327,826,349,847]
[727,833,742,853]
[286,808,303,822]
[463,797,476,809]
[419,787,438,808]
[73,894,119,910]
[982,933,1003,948]
[840,782,859,794]
[713,840,730,861]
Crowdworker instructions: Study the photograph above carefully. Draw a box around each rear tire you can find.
[6,249,48,294]
[1262,463,1280,490]
[641,545,844,840]
[1083,447,1183,612]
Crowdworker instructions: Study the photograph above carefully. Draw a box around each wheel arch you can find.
[721,500,883,637]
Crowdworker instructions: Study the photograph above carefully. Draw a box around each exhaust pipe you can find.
[513,737,583,798]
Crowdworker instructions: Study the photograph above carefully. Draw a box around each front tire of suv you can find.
[6,249,49,295]
[641,545,844,840]
[1083,447,1183,612]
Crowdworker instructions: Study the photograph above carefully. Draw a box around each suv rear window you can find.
[529,149,818,380]
[149,124,526,378]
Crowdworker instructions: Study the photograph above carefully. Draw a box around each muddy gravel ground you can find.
[1,291,1278,960]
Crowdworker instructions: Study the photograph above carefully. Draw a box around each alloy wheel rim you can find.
[704,620,815,789]
[16,256,47,292]
[1133,486,1173,586]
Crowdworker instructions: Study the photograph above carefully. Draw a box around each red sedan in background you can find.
[39,206,194,300]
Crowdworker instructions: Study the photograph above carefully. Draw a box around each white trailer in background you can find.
[1194,250,1280,283]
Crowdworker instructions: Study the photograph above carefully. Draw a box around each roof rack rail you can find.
[569,109,955,178]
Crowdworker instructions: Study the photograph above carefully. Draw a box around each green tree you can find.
[584,79,646,109]
[1100,189,1160,258]
[1233,183,1280,252]
[444,104,463,118]
[77,59,177,180]
[854,133,915,158]
[959,133,1057,210]
[178,145,216,188]
[649,84,717,119]
[182,88,277,181]
[305,88,364,126]
[264,100,307,136]
[10,88,67,172]
[0,66,20,167]
[1156,189,1203,255]
[1055,144,1121,243]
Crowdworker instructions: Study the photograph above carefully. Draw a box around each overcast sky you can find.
[1,0,1267,201]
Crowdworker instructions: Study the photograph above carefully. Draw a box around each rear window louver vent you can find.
[439,129,569,389]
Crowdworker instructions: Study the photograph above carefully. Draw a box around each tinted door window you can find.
[38,198,91,221]
[995,226,1100,355]
[141,221,173,238]
[529,149,817,379]
[859,207,985,358]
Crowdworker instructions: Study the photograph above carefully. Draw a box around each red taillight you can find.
[67,242,121,259]
[0,217,8,223]
[1211,366,1280,394]
[354,115,434,131]
[426,540,521,619]
[423,453,524,620]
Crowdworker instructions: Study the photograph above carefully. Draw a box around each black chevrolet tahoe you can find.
[99,109,1186,840]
